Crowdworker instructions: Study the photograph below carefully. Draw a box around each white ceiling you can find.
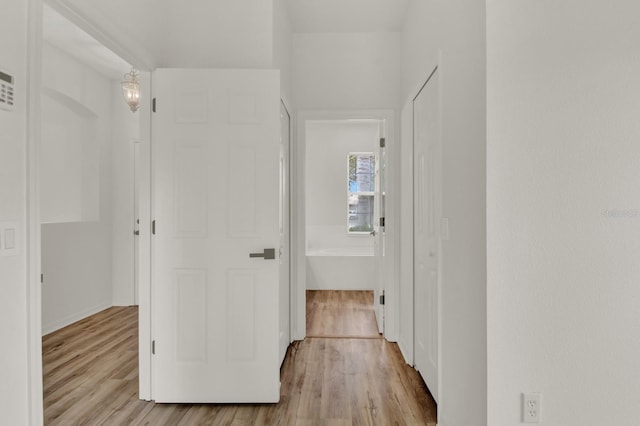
[286,0,409,33]
[42,4,132,80]
[41,0,410,77]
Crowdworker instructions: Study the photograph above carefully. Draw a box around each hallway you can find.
[306,290,381,338]
[43,300,436,425]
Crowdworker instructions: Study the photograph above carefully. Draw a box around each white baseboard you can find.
[397,338,414,366]
[42,302,112,335]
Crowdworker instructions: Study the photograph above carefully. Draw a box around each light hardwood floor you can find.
[306,290,381,338]
[43,294,437,425]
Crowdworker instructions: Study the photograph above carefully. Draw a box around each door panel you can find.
[228,144,258,236]
[174,140,208,237]
[227,270,257,360]
[413,68,440,403]
[153,68,281,403]
[175,269,207,362]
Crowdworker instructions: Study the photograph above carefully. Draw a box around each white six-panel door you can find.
[413,67,441,403]
[152,68,281,403]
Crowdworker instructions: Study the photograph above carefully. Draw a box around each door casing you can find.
[292,109,397,342]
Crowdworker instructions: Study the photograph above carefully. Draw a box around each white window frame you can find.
[347,152,375,235]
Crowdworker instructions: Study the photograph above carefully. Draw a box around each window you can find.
[348,153,375,234]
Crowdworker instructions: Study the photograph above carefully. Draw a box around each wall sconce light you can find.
[121,68,140,112]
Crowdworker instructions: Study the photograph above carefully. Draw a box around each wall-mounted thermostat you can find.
[0,70,15,111]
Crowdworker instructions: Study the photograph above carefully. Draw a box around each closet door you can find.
[413,67,441,403]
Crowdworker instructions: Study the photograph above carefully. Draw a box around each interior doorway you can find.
[294,111,396,343]
[40,2,142,328]
[37,0,151,414]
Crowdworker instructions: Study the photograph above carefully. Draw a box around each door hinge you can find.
[152,340,156,355]
[380,217,385,227]
[152,220,156,235]
[380,292,385,305]
[380,137,386,148]
[152,97,156,113]
[40,273,44,284]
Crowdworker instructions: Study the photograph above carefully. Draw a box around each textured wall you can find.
[487,1,640,424]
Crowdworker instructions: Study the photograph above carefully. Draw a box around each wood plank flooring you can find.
[43,297,437,425]
[306,290,381,338]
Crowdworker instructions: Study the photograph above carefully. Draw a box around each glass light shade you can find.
[121,69,140,112]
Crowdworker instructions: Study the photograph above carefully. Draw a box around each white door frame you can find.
[279,95,294,350]
[26,1,44,423]
[132,139,141,306]
[280,98,293,363]
[292,109,398,342]
[134,72,153,400]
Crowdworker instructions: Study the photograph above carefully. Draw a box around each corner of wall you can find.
[0,0,31,424]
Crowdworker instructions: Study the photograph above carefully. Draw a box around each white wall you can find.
[162,0,273,68]
[401,1,487,425]
[306,121,378,251]
[39,41,105,224]
[292,32,401,110]
[40,87,99,223]
[487,1,640,425]
[40,43,115,334]
[273,0,293,105]
[0,0,29,424]
[307,255,375,291]
[60,0,275,70]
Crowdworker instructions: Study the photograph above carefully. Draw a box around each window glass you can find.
[348,153,375,234]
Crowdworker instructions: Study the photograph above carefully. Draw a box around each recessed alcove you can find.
[40,87,99,223]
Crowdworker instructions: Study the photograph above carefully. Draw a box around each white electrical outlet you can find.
[523,392,541,423]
